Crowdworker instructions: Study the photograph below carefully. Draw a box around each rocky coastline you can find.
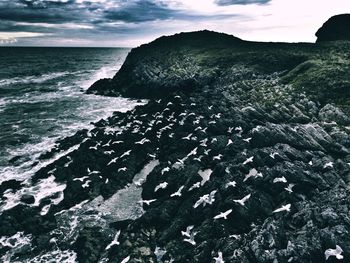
[1,15,350,263]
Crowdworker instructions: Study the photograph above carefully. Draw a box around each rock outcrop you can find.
[316,14,350,42]
[1,16,350,263]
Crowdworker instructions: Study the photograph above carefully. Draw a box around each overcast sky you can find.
[0,0,349,47]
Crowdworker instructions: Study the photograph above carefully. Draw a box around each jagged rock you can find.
[316,14,350,42]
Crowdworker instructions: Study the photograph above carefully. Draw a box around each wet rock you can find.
[20,194,35,204]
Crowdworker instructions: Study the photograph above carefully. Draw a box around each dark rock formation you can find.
[1,16,350,263]
[316,14,350,42]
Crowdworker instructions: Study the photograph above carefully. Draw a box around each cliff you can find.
[1,18,350,263]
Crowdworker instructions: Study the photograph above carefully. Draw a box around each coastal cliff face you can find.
[1,24,350,262]
[316,14,350,42]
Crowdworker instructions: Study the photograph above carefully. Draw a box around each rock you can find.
[316,14,350,42]
[20,194,35,204]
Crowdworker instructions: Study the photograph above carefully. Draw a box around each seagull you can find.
[200,139,208,147]
[104,150,115,155]
[193,190,217,208]
[235,126,242,132]
[183,231,197,246]
[187,147,198,157]
[325,245,343,260]
[208,105,213,110]
[118,167,127,172]
[112,140,123,145]
[138,199,157,206]
[87,168,100,175]
[170,186,184,197]
[213,154,223,161]
[102,140,112,147]
[73,176,89,182]
[189,182,201,191]
[243,168,263,182]
[121,256,130,263]
[324,162,334,169]
[135,138,151,145]
[243,137,252,143]
[161,167,170,175]
[89,144,99,150]
[182,133,193,140]
[148,153,156,159]
[81,180,91,188]
[273,204,291,213]
[107,157,119,166]
[211,138,218,143]
[209,120,216,124]
[214,209,232,220]
[227,139,233,146]
[204,149,211,155]
[193,156,203,162]
[233,194,251,206]
[214,251,225,263]
[155,182,168,192]
[228,127,234,133]
[269,152,279,159]
[284,183,295,193]
[226,181,237,188]
[181,225,194,238]
[308,160,313,166]
[273,176,287,183]
[105,230,121,250]
[120,150,131,159]
[243,156,254,165]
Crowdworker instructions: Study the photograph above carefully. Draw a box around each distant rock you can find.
[316,14,350,42]
[20,194,35,204]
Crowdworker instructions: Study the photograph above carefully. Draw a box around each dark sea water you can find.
[0,47,143,184]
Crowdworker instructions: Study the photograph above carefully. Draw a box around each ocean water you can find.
[0,47,142,184]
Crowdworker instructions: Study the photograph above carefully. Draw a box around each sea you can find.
[0,47,142,185]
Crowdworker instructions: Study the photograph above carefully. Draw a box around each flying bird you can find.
[138,199,157,206]
[227,139,233,146]
[273,204,291,213]
[243,137,252,143]
[155,182,168,192]
[121,256,130,263]
[170,186,184,197]
[188,182,201,191]
[118,167,127,172]
[284,183,295,193]
[105,230,121,250]
[325,245,343,260]
[120,150,132,159]
[273,176,287,183]
[214,209,232,220]
[225,181,237,188]
[243,156,254,165]
[233,194,251,206]
[324,162,334,169]
[135,138,150,145]
[214,251,225,263]
[181,225,194,238]
[213,154,223,161]
[161,167,170,175]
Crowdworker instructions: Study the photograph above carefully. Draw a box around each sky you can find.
[0,0,349,47]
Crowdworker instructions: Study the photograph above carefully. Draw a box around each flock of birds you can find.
[54,96,343,262]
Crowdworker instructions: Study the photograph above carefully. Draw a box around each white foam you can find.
[25,249,77,263]
[1,175,66,211]
[0,232,32,263]
[0,71,70,87]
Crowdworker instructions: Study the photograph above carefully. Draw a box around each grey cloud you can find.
[215,0,271,6]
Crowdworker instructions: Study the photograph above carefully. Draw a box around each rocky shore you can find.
[1,16,350,263]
